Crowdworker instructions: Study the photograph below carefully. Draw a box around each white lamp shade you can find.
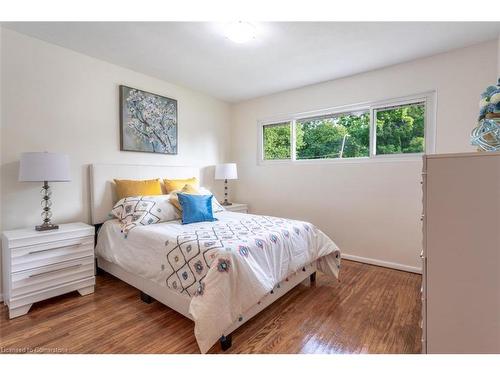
[19,152,71,182]
[215,163,238,180]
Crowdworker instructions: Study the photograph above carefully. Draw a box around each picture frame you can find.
[119,85,178,155]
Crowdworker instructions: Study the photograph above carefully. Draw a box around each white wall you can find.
[231,41,498,272]
[0,29,232,296]
[498,35,500,76]
[0,27,3,300]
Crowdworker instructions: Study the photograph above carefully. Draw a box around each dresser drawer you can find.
[11,255,95,298]
[10,235,94,273]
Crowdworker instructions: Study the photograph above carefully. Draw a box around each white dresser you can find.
[2,222,95,318]
[422,152,500,353]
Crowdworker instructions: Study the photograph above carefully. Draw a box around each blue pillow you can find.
[177,193,217,225]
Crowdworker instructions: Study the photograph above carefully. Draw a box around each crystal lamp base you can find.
[36,181,59,231]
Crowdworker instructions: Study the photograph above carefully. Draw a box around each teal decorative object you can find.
[471,119,500,151]
[471,79,500,151]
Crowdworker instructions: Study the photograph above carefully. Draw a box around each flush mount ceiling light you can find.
[222,22,257,44]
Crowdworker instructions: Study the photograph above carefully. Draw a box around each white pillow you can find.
[110,195,180,235]
[198,187,225,213]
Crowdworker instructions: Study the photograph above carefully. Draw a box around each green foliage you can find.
[262,103,425,160]
[376,104,425,154]
[296,113,369,159]
[263,123,291,160]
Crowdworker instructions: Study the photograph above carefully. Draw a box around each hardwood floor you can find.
[0,260,422,354]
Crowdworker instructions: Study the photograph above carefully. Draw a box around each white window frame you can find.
[261,122,294,161]
[257,91,436,165]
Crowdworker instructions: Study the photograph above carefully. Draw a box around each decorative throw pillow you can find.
[169,184,200,210]
[110,195,180,235]
[114,179,162,201]
[177,193,216,225]
[163,177,199,193]
[170,185,226,213]
[198,187,225,213]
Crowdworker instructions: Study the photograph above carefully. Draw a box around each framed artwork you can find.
[119,85,178,154]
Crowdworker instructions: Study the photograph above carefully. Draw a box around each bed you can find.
[90,163,341,353]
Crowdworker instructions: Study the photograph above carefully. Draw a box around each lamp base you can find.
[221,201,233,206]
[35,223,59,231]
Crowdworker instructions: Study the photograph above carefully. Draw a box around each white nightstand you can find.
[223,203,249,214]
[2,222,95,319]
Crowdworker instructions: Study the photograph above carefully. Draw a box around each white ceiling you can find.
[3,22,500,102]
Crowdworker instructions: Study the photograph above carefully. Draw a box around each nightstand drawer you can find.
[11,235,94,273]
[224,203,248,213]
[229,208,248,213]
[11,255,95,298]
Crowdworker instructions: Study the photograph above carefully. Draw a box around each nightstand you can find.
[2,222,95,319]
[223,203,249,214]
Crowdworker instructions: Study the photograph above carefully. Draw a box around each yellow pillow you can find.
[164,177,199,193]
[169,184,200,211]
[114,179,162,200]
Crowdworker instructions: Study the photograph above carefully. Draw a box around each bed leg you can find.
[310,272,317,284]
[140,291,154,304]
[220,334,232,351]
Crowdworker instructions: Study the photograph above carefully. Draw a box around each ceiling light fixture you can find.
[222,22,257,44]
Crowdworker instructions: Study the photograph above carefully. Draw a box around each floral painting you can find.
[120,85,178,154]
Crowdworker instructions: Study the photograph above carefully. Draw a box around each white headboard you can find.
[90,163,200,224]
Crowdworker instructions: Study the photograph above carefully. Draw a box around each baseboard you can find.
[342,253,422,274]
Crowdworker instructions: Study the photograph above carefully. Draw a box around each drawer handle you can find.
[28,264,82,278]
[28,243,84,254]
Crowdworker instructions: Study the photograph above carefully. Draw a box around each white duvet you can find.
[96,211,341,353]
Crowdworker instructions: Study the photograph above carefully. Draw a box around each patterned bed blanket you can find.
[97,211,341,353]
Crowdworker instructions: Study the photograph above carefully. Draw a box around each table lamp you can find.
[215,163,238,206]
[19,152,71,231]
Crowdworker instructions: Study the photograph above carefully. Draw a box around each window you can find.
[296,111,369,160]
[259,92,434,163]
[262,122,291,160]
[375,102,425,155]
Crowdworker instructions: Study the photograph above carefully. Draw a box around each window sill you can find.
[259,154,424,166]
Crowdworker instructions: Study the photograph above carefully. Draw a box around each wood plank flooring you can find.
[0,260,422,354]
